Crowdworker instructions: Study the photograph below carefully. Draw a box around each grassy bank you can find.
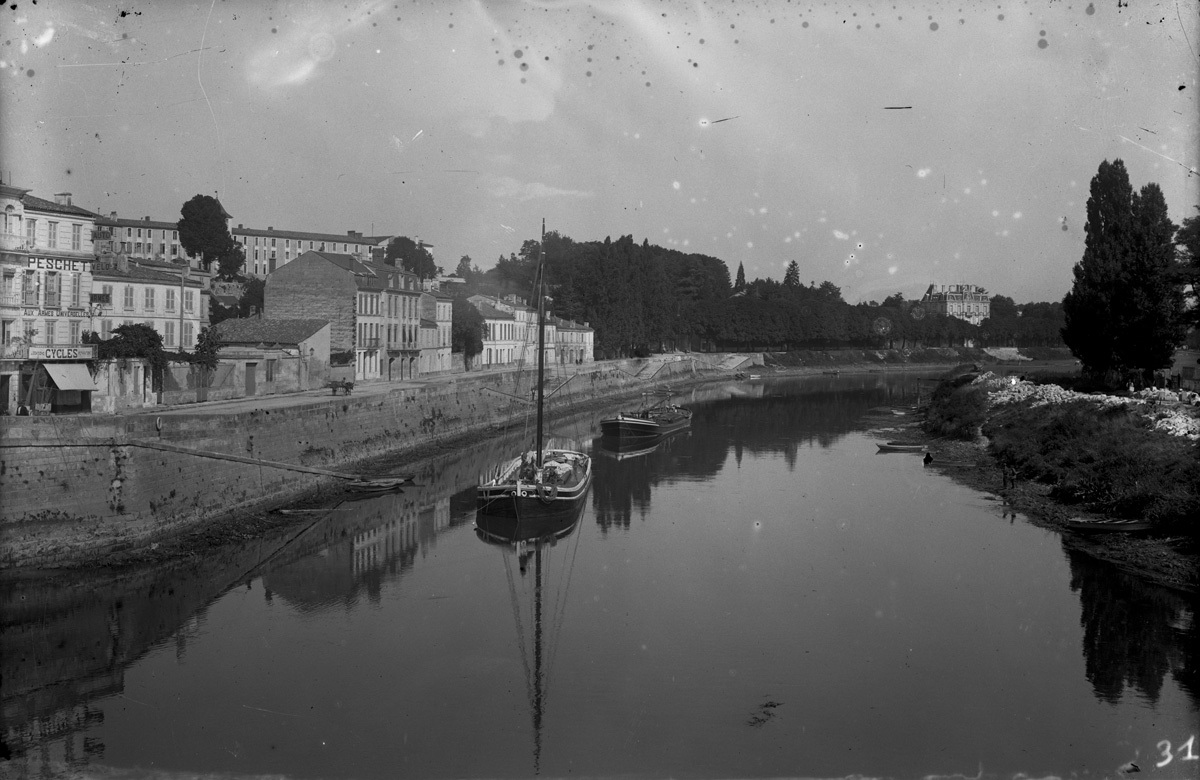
[918,369,1199,592]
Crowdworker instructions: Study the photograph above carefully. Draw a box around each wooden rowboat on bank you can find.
[876,441,926,453]
[1065,517,1153,534]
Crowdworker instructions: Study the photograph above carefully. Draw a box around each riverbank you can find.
[894,370,1199,594]
[0,347,1074,574]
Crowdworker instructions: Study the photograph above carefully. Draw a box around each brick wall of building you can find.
[264,256,357,352]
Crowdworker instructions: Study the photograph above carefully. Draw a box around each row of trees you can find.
[448,233,1065,358]
[1061,159,1197,383]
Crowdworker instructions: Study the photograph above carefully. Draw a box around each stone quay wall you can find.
[0,355,746,568]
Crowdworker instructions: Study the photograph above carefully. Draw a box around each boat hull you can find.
[599,409,692,439]
[876,443,926,453]
[477,450,593,519]
[1065,518,1153,533]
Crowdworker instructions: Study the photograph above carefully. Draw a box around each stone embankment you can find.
[0,355,750,570]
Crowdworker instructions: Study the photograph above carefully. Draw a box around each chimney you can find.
[144,216,151,221]
[238,223,244,229]
[109,211,117,220]
[54,192,72,206]
[268,226,273,231]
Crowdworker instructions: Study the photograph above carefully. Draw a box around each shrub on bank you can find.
[923,374,989,439]
[984,399,1200,536]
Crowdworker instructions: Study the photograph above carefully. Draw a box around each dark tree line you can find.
[447,230,1065,358]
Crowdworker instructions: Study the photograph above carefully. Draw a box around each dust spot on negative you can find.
[25,68,33,77]
[1085,2,1095,15]
[513,49,523,59]
[1037,38,1048,49]
[929,21,938,31]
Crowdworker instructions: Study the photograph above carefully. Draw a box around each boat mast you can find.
[535,218,546,468]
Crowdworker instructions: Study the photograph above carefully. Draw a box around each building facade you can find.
[1,186,102,414]
[89,256,207,350]
[265,251,431,383]
[920,284,991,326]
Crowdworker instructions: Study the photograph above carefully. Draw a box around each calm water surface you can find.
[3,373,1197,779]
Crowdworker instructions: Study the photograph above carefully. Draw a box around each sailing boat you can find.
[475,503,583,774]
[477,220,593,518]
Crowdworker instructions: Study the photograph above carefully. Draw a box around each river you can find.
[2,372,1196,779]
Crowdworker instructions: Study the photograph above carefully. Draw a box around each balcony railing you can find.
[2,294,20,308]
[1,343,28,359]
[359,337,381,349]
[0,231,31,251]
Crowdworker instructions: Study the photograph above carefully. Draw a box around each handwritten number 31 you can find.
[1156,735,1197,769]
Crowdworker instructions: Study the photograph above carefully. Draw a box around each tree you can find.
[1063,160,1185,382]
[988,294,1018,318]
[455,255,474,277]
[1176,205,1200,327]
[451,296,484,367]
[1113,182,1185,380]
[384,237,440,280]
[783,260,800,287]
[734,262,746,291]
[177,195,239,273]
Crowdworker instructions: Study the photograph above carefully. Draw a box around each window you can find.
[184,290,194,313]
[266,359,276,381]
[100,319,112,339]
[164,321,176,347]
[125,227,132,238]
[102,285,113,306]
[45,273,61,308]
[123,286,135,310]
[166,288,176,312]
[72,224,82,250]
[144,288,155,311]
[45,320,57,345]
[182,322,193,346]
[136,227,142,238]
[270,237,276,247]
[48,222,58,247]
[69,321,80,344]
[25,218,35,242]
[171,243,178,256]
[70,274,81,307]
[172,230,178,240]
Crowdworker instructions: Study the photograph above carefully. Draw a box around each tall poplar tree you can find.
[1063,160,1185,382]
[1062,159,1137,379]
[1115,182,1185,379]
[734,262,746,291]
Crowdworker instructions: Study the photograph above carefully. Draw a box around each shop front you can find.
[15,345,96,415]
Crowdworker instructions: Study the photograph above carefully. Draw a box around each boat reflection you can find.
[595,429,687,461]
[474,506,584,774]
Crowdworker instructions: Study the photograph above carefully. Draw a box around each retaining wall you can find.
[0,355,728,568]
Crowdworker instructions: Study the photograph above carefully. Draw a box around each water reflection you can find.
[1,372,1195,777]
[1068,547,1198,705]
[474,507,584,775]
[0,531,294,769]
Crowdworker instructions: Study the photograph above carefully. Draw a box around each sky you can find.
[2,0,1197,305]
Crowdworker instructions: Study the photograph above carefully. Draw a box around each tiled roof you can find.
[97,215,178,230]
[92,263,204,286]
[234,226,383,245]
[214,318,328,345]
[21,193,101,219]
[473,301,514,320]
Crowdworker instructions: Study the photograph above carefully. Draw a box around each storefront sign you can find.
[27,257,91,273]
[22,308,89,318]
[28,346,96,360]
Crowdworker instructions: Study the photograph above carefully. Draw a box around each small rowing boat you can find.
[876,441,926,453]
[1065,517,1152,534]
[346,476,411,493]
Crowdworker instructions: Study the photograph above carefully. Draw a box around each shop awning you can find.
[44,363,96,391]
